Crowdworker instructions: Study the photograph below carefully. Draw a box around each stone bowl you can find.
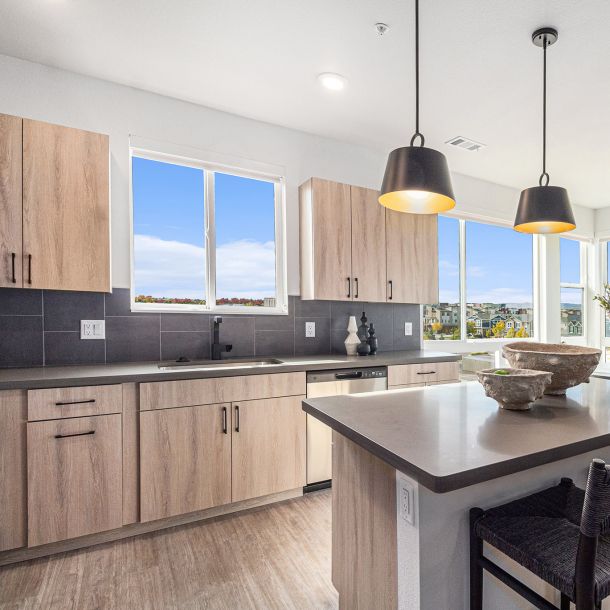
[502,342,601,395]
[476,368,553,410]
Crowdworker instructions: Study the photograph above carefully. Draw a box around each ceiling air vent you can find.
[446,136,486,152]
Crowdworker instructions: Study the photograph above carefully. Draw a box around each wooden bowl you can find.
[502,342,601,395]
[476,368,553,410]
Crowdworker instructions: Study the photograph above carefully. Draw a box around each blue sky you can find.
[132,156,276,299]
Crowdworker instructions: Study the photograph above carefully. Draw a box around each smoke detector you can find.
[446,136,486,152]
[375,23,390,36]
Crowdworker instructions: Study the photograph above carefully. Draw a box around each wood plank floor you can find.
[0,490,337,610]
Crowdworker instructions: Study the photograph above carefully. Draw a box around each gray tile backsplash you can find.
[0,287,422,368]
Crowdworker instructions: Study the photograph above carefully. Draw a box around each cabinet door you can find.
[0,114,23,288]
[300,178,352,300]
[22,119,110,292]
[350,186,387,302]
[27,414,122,546]
[0,390,27,551]
[386,210,438,303]
[232,396,306,502]
[140,404,231,522]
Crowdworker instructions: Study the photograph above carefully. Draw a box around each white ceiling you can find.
[1,0,609,208]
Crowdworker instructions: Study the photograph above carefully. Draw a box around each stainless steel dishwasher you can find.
[306,367,387,489]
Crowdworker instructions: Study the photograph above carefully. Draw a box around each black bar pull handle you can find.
[335,371,364,380]
[416,371,437,375]
[55,399,96,406]
[11,253,16,284]
[388,280,393,300]
[354,277,359,299]
[235,405,240,432]
[222,406,227,434]
[54,430,95,439]
[27,254,32,285]
[346,277,351,298]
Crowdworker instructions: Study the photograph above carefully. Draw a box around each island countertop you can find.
[302,376,610,493]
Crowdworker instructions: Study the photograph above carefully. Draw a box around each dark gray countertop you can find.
[0,350,460,390]
[302,377,610,493]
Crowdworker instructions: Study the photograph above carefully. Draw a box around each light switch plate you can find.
[305,321,316,338]
[404,322,413,336]
[81,320,106,340]
[399,478,415,524]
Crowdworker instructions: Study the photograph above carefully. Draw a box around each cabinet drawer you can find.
[27,414,123,546]
[140,372,306,411]
[28,384,122,421]
[388,361,459,386]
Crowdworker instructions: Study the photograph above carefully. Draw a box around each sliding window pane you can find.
[465,221,533,339]
[215,173,277,307]
[560,238,580,284]
[561,288,583,337]
[423,216,460,340]
[132,157,206,305]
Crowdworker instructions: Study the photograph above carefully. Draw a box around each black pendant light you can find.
[379,0,455,214]
[514,28,575,234]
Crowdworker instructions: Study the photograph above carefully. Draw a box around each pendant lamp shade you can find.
[514,185,575,234]
[379,146,455,214]
[379,0,455,215]
[513,27,575,234]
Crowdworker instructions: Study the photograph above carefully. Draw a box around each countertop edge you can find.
[302,398,610,494]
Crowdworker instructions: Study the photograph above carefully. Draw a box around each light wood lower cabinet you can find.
[232,396,306,502]
[0,390,27,551]
[140,404,232,522]
[388,361,460,387]
[27,414,123,547]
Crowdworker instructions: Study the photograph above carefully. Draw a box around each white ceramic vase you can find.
[344,316,359,356]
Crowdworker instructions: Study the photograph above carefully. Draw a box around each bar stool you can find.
[470,459,610,610]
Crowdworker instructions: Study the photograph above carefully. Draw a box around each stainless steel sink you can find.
[158,358,283,372]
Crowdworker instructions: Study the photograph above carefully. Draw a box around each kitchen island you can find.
[303,377,610,610]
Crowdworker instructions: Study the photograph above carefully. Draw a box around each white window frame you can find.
[599,238,610,359]
[129,146,288,315]
[424,215,540,354]
[559,236,588,344]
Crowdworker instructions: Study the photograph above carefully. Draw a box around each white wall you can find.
[0,53,595,297]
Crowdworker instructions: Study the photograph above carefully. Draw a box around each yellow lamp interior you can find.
[378,189,456,214]
[513,220,576,234]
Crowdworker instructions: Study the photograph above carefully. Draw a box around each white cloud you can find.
[439,259,459,277]
[467,265,487,278]
[467,287,532,304]
[134,234,276,299]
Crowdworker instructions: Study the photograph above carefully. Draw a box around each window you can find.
[466,221,533,339]
[423,216,460,340]
[559,238,585,338]
[131,150,286,313]
[425,217,535,342]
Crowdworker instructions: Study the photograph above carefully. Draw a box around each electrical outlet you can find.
[404,322,413,336]
[81,320,106,340]
[399,479,415,524]
[305,321,316,338]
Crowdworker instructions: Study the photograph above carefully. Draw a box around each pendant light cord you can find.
[539,36,550,187]
[410,0,425,147]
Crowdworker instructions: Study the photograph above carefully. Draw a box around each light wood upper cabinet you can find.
[0,114,23,288]
[22,119,110,292]
[300,178,352,301]
[140,404,232,522]
[386,209,438,304]
[350,186,387,302]
[300,177,439,303]
[231,395,306,503]
[27,413,122,547]
[0,390,27,552]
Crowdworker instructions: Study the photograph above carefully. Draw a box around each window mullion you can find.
[206,170,216,311]
[459,219,467,341]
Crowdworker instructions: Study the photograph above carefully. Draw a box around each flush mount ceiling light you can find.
[514,28,575,235]
[317,72,347,91]
[379,0,455,214]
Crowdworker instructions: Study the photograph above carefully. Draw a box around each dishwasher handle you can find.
[334,371,364,380]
